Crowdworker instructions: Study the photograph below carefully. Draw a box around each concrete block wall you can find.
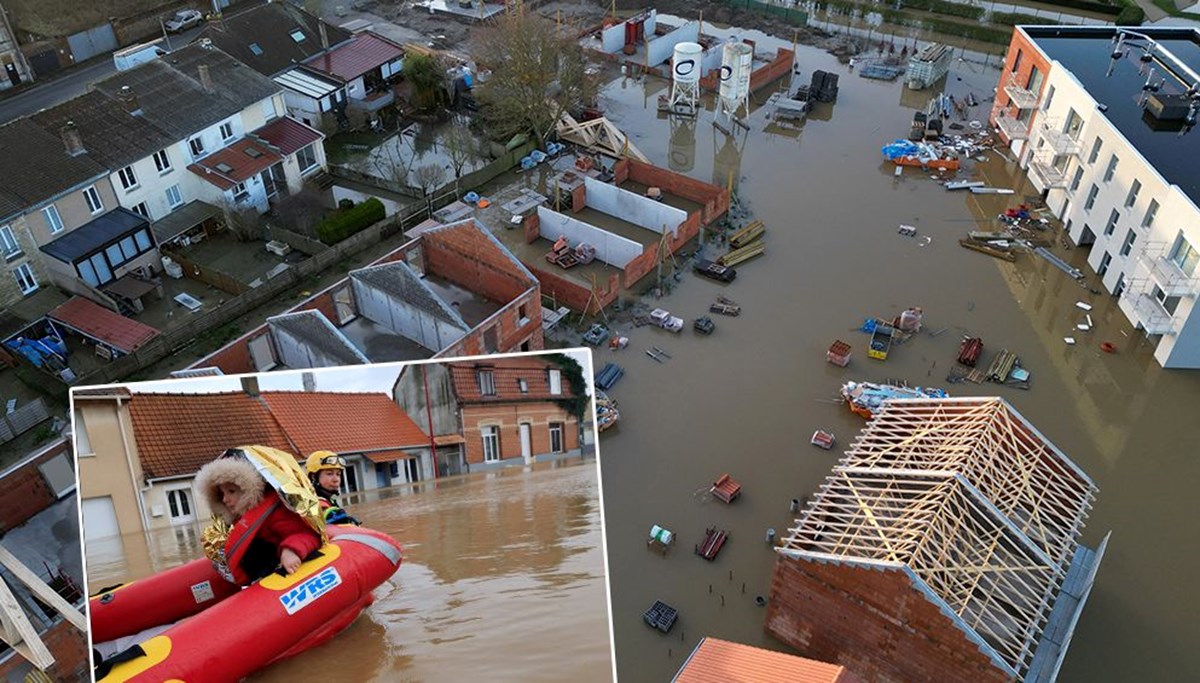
[536,206,643,269]
[765,556,1015,683]
[461,402,580,465]
[624,158,730,226]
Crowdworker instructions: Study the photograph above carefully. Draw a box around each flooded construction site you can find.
[84,460,612,682]
[584,22,1200,683]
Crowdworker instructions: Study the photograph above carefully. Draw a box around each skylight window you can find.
[249,43,263,56]
[215,162,234,173]
[245,148,262,158]
[290,30,306,43]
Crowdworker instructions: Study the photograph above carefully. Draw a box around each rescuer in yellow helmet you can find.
[305,451,359,526]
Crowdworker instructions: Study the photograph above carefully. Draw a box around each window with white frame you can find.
[548,368,562,395]
[481,425,500,462]
[518,378,528,393]
[167,488,193,520]
[1120,230,1136,257]
[1063,109,1083,140]
[1103,154,1119,182]
[1153,284,1181,315]
[117,165,138,191]
[232,182,249,202]
[188,136,206,158]
[262,98,277,121]
[1042,85,1055,111]
[1069,167,1084,193]
[132,202,150,218]
[1125,180,1141,208]
[1104,210,1119,236]
[154,149,172,173]
[165,184,183,209]
[42,204,64,234]
[1114,272,1126,298]
[549,422,564,453]
[1098,251,1111,276]
[1084,185,1099,211]
[1169,235,1199,276]
[1087,137,1102,163]
[83,185,103,213]
[219,121,234,141]
[1142,199,1159,228]
[13,262,37,294]
[296,144,318,173]
[478,369,495,396]
[0,225,20,258]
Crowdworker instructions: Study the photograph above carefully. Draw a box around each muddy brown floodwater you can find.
[590,26,1200,683]
[85,460,613,682]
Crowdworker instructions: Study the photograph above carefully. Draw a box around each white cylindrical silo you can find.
[672,42,703,85]
[719,42,754,103]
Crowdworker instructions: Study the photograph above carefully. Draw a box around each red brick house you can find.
[393,355,583,474]
[673,637,860,683]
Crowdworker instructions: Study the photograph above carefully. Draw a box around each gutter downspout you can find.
[422,364,439,481]
[115,396,151,534]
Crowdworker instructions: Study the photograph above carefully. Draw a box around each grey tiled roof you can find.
[30,91,176,171]
[267,310,369,367]
[350,262,468,330]
[0,118,107,219]
[194,2,352,78]
[92,43,280,141]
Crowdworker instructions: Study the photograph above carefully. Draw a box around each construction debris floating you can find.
[1036,247,1085,279]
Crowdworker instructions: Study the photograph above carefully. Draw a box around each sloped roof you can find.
[128,392,293,479]
[252,115,323,156]
[48,297,160,354]
[778,397,1098,680]
[674,638,860,683]
[188,137,282,190]
[40,207,150,263]
[0,118,107,220]
[304,32,403,81]
[274,65,342,99]
[260,391,428,455]
[195,2,352,78]
[93,43,280,141]
[30,90,176,171]
[350,262,467,330]
[447,356,576,402]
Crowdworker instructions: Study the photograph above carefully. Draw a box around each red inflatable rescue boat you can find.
[91,524,401,682]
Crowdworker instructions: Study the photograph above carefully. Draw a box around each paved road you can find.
[0,25,206,124]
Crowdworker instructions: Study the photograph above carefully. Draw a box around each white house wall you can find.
[282,90,322,129]
[537,206,642,268]
[601,10,657,54]
[350,276,467,351]
[583,176,686,234]
[1036,61,1200,368]
[270,320,366,368]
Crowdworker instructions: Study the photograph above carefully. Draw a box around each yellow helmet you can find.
[306,450,346,474]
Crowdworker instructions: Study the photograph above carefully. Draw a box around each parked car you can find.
[164,9,203,33]
[693,258,737,283]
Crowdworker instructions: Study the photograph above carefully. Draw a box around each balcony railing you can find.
[994,113,1030,141]
[1136,249,1200,297]
[1004,84,1039,110]
[1040,126,1082,156]
[1126,291,1177,335]
[1028,157,1068,188]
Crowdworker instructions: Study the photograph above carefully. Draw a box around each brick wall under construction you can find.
[764,556,1016,683]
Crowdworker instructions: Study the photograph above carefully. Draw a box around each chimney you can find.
[302,372,316,392]
[198,63,213,92]
[61,121,85,156]
[117,85,140,115]
[319,22,329,51]
[241,376,261,397]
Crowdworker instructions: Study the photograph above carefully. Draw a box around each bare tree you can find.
[272,183,329,238]
[413,163,448,213]
[441,121,482,195]
[223,203,265,243]
[472,13,598,146]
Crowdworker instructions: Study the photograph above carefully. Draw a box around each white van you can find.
[113,39,167,72]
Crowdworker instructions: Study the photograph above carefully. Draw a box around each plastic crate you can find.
[643,600,678,633]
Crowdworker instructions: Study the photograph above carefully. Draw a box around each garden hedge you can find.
[316,197,386,244]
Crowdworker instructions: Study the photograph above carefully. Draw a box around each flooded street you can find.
[591,28,1200,683]
[86,460,612,682]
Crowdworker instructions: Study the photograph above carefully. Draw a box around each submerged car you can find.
[164,9,203,33]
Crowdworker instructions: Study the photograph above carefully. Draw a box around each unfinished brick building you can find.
[190,219,542,374]
[766,397,1109,683]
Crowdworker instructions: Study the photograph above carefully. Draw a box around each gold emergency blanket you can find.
[201,445,327,569]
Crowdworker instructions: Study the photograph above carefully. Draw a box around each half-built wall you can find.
[647,21,700,67]
[600,10,657,53]
[536,206,643,268]
[423,223,536,304]
[351,267,469,352]
[583,177,687,235]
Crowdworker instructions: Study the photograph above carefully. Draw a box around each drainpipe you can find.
[115,399,151,533]
[422,364,439,481]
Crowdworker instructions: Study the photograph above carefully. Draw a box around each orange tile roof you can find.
[49,296,160,354]
[260,391,428,456]
[447,357,576,403]
[673,638,860,683]
[129,392,292,480]
[187,137,282,191]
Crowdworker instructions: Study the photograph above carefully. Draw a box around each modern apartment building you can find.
[991,26,1200,368]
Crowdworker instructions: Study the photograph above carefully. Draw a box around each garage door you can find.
[82,496,120,541]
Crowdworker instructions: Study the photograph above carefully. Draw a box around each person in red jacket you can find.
[196,452,322,585]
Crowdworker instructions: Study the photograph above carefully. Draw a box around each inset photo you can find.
[72,350,613,682]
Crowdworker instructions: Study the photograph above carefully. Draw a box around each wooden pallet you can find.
[695,527,729,561]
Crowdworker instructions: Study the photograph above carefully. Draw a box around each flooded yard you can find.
[85,460,612,682]
[588,26,1200,683]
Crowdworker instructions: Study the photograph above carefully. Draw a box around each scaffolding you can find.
[778,397,1098,680]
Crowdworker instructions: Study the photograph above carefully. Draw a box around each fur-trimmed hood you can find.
[195,456,267,524]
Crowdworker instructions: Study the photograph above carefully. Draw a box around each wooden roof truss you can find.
[780,398,1097,680]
